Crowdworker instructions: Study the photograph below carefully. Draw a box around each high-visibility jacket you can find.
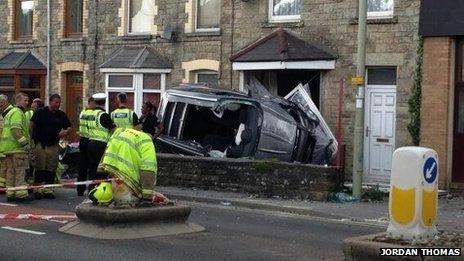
[87,109,110,143]
[99,128,157,198]
[0,105,28,154]
[111,108,134,129]
[24,110,33,139]
[25,110,33,122]
[78,108,94,139]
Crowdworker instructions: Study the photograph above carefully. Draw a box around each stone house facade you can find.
[0,0,421,186]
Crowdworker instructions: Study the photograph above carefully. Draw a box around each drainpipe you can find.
[46,0,51,104]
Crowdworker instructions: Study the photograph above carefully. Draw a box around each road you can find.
[0,189,382,261]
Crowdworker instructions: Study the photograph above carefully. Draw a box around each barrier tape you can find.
[0,178,119,192]
[0,214,77,224]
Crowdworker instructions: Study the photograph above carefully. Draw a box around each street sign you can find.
[423,157,438,184]
[351,76,364,86]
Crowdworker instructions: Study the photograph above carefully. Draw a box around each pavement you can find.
[0,188,382,260]
[157,186,464,233]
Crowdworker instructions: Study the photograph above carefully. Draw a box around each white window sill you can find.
[268,18,301,24]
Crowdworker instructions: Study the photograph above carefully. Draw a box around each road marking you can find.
[0,203,17,207]
[1,226,46,235]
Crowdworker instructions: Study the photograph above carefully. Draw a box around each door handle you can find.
[365,126,370,137]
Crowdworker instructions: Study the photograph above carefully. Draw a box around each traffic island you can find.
[59,203,205,239]
[343,232,464,261]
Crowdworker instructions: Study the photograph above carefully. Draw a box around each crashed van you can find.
[156,84,338,165]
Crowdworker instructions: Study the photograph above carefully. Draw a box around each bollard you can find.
[387,147,438,240]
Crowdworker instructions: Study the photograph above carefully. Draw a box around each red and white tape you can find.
[0,213,77,224]
[0,178,119,192]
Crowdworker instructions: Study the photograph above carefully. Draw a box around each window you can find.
[367,0,394,19]
[0,74,43,102]
[195,70,219,88]
[15,0,34,40]
[105,73,166,115]
[195,0,220,31]
[65,0,83,38]
[127,0,156,34]
[367,67,397,85]
[269,0,300,23]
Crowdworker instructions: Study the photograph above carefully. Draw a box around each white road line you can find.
[1,226,46,235]
[0,203,17,207]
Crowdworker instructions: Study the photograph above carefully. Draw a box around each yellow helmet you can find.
[89,182,113,205]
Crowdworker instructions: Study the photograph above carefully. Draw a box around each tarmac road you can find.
[0,189,383,261]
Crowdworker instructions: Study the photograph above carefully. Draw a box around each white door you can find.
[364,89,396,182]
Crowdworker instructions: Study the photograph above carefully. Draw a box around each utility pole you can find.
[352,0,367,199]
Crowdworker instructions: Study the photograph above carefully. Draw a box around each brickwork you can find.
[420,37,453,188]
[0,0,421,184]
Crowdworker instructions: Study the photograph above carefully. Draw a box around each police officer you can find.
[110,92,138,129]
[76,97,96,196]
[87,93,115,190]
[0,93,31,202]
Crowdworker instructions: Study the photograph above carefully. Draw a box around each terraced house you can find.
[0,0,422,187]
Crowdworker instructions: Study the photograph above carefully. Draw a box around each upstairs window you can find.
[15,0,34,40]
[367,0,394,19]
[128,0,156,34]
[65,0,83,38]
[269,0,301,23]
[195,0,221,31]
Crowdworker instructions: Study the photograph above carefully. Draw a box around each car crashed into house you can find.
[155,80,338,165]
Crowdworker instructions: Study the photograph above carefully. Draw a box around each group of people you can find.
[0,91,163,206]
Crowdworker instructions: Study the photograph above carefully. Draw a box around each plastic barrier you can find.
[387,147,438,240]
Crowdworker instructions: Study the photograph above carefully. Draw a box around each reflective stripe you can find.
[17,136,27,145]
[104,152,136,172]
[136,138,153,147]
[142,189,153,196]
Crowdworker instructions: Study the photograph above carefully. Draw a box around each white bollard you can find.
[387,147,438,240]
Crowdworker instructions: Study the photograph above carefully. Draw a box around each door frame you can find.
[65,71,83,142]
[363,84,397,184]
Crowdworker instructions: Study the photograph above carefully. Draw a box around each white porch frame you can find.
[102,68,171,115]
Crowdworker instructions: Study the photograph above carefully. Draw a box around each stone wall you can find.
[157,154,343,201]
[0,0,421,183]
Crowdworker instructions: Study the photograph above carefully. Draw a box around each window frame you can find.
[126,0,154,35]
[194,0,221,32]
[0,71,45,101]
[105,72,166,115]
[14,0,35,40]
[194,70,219,87]
[65,0,83,38]
[367,0,394,19]
[268,0,301,23]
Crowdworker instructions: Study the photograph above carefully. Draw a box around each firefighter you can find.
[87,93,115,191]
[76,97,96,196]
[24,98,44,184]
[94,127,157,207]
[0,93,31,202]
[110,92,138,129]
[0,94,8,191]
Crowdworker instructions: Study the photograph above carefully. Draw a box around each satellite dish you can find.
[163,24,173,40]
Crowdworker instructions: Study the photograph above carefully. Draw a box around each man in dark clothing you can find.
[76,97,95,196]
[138,101,163,138]
[30,94,71,199]
[87,93,115,190]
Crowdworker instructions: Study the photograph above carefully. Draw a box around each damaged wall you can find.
[157,154,343,201]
